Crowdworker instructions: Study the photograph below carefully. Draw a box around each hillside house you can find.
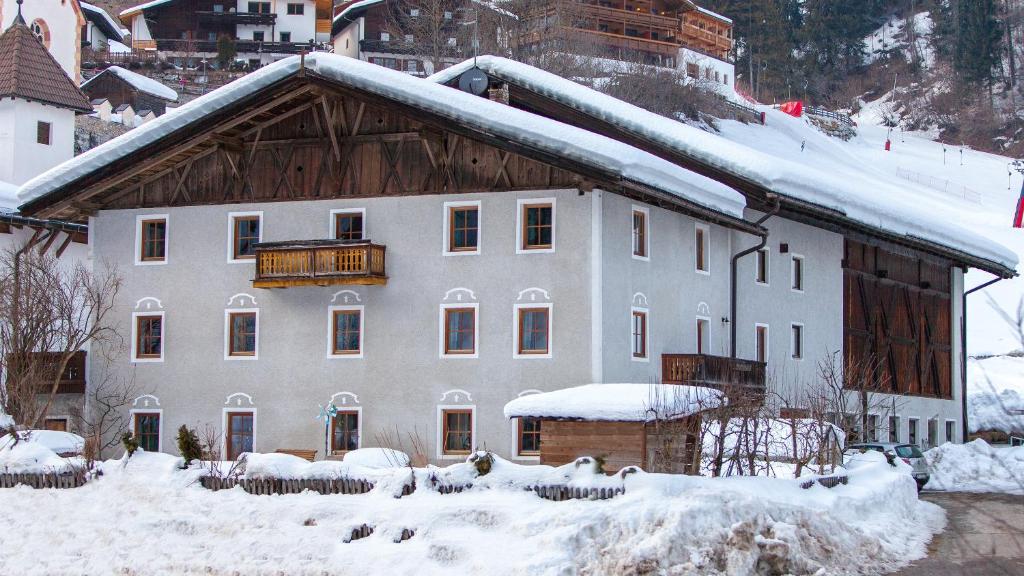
[17,54,1015,463]
[81,66,179,117]
[81,1,126,51]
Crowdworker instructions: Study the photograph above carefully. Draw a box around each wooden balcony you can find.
[197,11,277,26]
[21,351,87,394]
[253,240,386,288]
[661,354,765,390]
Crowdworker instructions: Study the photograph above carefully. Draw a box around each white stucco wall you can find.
[0,99,76,186]
[235,0,316,43]
[331,19,361,58]
[678,46,735,91]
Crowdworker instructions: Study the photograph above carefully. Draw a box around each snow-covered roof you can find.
[81,2,126,42]
[119,0,175,18]
[695,6,733,25]
[0,180,18,211]
[81,66,179,102]
[428,57,1017,274]
[19,54,748,224]
[504,384,723,422]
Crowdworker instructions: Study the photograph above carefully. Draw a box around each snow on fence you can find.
[799,474,849,490]
[529,484,625,501]
[895,167,983,204]
[199,475,404,496]
[805,106,855,128]
[0,470,88,490]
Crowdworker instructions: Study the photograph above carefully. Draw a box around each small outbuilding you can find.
[90,98,111,121]
[135,109,156,125]
[113,103,135,127]
[504,384,723,474]
[80,66,178,117]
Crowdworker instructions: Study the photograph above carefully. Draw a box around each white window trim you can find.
[436,404,476,460]
[442,200,481,256]
[908,417,920,445]
[791,254,805,293]
[754,323,769,364]
[226,211,263,264]
[790,322,804,360]
[631,306,650,363]
[130,310,165,363]
[130,409,164,453]
[695,315,711,355]
[944,418,957,444]
[134,213,169,266]
[513,302,553,359]
[694,223,710,275]
[221,407,257,460]
[439,302,479,359]
[755,247,770,286]
[329,207,367,239]
[330,406,363,454]
[224,308,259,361]
[326,304,364,359]
[516,197,556,254]
[631,205,650,262]
[889,414,902,443]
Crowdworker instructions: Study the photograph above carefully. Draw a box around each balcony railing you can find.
[154,39,323,54]
[253,240,387,288]
[661,354,766,390]
[17,350,87,394]
[197,11,277,26]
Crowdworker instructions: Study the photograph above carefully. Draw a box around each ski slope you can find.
[716,107,1024,357]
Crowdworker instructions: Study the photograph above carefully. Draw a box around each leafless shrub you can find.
[72,365,140,465]
[200,424,245,479]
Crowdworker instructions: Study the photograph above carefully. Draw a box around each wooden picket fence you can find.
[200,476,392,495]
[799,474,849,490]
[0,470,88,489]
[529,484,625,501]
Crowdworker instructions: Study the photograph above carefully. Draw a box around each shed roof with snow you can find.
[81,66,178,102]
[81,2,126,42]
[428,57,1017,277]
[504,384,723,422]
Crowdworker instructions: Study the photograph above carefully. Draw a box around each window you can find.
[30,19,50,48]
[331,411,360,452]
[137,216,168,263]
[227,312,257,357]
[248,2,271,13]
[945,420,956,443]
[446,202,479,254]
[632,207,648,259]
[286,3,304,15]
[44,418,67,432]
[442,306,476,356]
[696,317,710,355]
[631,309,648,359]
[695,224,709,273]
[229,212,261,261]
[755,324,769,363]
[330,307,363,356]
[213,4,224,12]
[516,305,550,357]
[867,414,879,442]
[252,31,264,42]
[519,200,554,252]
[755,248,769,284]
[332,209,365,240]
[404,34,413,43]
[226,412,254,460]
[442,409,472,455]
[280,32,291,42]
[37,121,51,145]
[791,255,804,292]
[889,415,900,443]
[443,10,453,19]
[380,31,390,41]
[410,8,420,16]
[908,418,919,446]
[927,418,938,449]
[518,417,541,456]
[134,413,160,452]
[791,323,803,359]
[134,314,163,361]
[405,59,417,73]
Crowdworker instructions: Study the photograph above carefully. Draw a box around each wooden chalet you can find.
[81,66,178,116]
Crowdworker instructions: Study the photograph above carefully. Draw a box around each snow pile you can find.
[924,439,1024,494]
[0,438,75,474]
[966,356,1024,434]
[0,412,12,430]
[504,383,723,421]
[0,430,84,456]
[342,447,409,468]
[0,180,18,211]
[81,66,179,101]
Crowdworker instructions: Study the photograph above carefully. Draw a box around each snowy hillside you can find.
[716,106,1024,357]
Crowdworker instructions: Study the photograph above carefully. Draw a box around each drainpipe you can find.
[961,275,1004,442]
[730,196,780,358]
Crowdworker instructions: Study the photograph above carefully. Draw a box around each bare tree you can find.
[0,241,122,430]
[817,349,898,444]
[385,0,471,75]
[72,365,139,464]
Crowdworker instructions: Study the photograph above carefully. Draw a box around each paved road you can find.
[895,492,1024,575]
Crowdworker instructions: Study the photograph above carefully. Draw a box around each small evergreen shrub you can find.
[176,425,202,468]
[121,432,139,457]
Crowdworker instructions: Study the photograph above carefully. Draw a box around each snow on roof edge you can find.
[427,57,1017,273]
[81,66,179,101]
[21,55,747,224]
[695,6,733,24]
[332,0,384,24]
[119,0,175,18]
[81,1,127,42]
[504,384,723,422]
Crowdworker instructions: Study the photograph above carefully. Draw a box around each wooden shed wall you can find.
[539,420,646,472]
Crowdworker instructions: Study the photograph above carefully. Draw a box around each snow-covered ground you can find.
[0,448,943,575]
[966,355,1024,435]
[924,439,1024,494]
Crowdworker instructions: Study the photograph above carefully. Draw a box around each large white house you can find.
[15,54,1016,464]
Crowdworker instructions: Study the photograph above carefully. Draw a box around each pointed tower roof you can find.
[0,10,92,112]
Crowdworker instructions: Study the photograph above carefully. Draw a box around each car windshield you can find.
[848,445,883,452]
[894,445,924,458]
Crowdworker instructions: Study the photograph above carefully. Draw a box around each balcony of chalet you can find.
[18,351,87,395]
[196,11,277,26]
[154,39,319,54]
[661,354,765,391]
[252,240,387,288]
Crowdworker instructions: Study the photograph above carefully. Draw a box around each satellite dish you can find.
[458,68,489,96]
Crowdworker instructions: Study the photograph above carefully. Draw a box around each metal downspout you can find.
[730,197,780,358]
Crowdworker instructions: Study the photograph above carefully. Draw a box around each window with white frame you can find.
[225,310,258,359]
[908,418,919,445]
[135,214,169,265]
[228,211,262,262]
[695,224,709,273]
[440,304,478,357]
[441,408,473,455]
[790,323,803,359]
[331,208,365,240]
[791,255,804,292]
[755,324,769,364]
[443,201,480,255]
[132,312,165,362]
[328,305,363,357]
[631,308,648,360]
[755,248,769,285]
[517,199,555,253]
[696,317,710,355]
[331,410,360,453]
[867,414,879,441]
[514,303,551,358]
[945,420,956,443]
[889,415,900,442]
[631,206,649,259]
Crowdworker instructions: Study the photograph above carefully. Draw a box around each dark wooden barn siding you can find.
[82,73,169,115]
[843,239,953,399]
